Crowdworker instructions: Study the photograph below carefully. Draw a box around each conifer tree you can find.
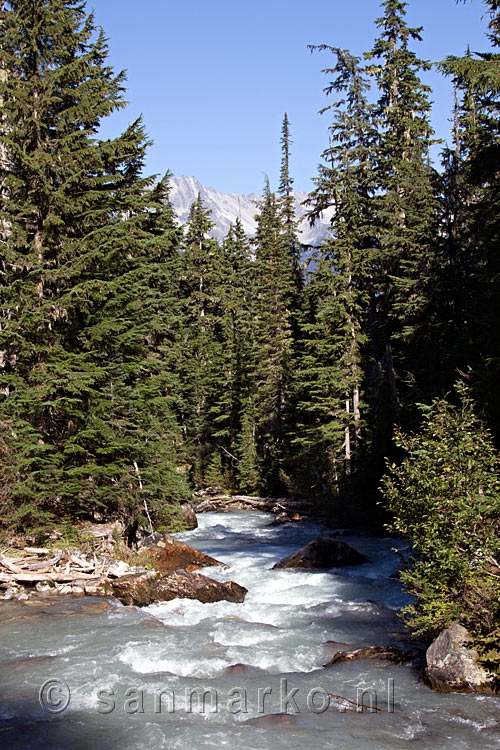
[0,0,188,535]
[277,113,302,295]
[178,194,225,486]
[436,68,483,385]
[250,179,295,490]
[236,396,260,492]
[439,0,500,437]
[207,219,255,487]
[297,48,377,491]
[365,0,440,416]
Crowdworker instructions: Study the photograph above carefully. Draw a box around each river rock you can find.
[107,560,133,578]
[111,570,247,607]
[144,534,224,574]
[324,645,420,667]
[272,534,367,569]
[0,587,20,600]
[425,622,496,694]
[81,579,112,597]
[224,663,251,675]
[137,532,164,549]
[180,504,198,530]
[245,712,298,727]
[272,512,302,525]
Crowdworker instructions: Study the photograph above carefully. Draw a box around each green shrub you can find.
[381,382,500,674]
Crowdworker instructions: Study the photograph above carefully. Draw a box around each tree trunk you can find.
[345,396,351,476]
[384,341,401,426]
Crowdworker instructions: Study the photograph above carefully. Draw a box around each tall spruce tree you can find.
[250,179,295,491]
[277,113,302,296]
[296,48,377,494]
[210,219,254,487]
[366,0,440,418]
[439,1,500,438]
[178,194,226,487]
[0,0,188,537]
[436,68,483,386]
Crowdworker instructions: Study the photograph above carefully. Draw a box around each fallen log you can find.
[23,547,51,554]
[0,554,25,574]
[194,495,319,514]
[322,689,385,712]
[69,553,94,570]
[0,571,102,583]
[24,557,69,571]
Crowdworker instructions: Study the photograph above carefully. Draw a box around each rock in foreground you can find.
[111,570,247,607]
[425,622,496,694]
[272,534,367,570]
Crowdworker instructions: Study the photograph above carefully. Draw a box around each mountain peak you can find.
[169,175,332,245]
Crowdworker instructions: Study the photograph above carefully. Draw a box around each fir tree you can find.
[0,0,188,536]
[277,113,302,295]
[439,1,500,437]
[178,194,225,486]
[381,383,500,675]
[250,179,295,491]
[436,68,483,388]
[211,219,254,486]
[366,0,440,416]
[297,48,377,493]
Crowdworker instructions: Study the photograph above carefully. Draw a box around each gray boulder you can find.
[180,503,198,530]
[272,534,367,570]
[425,622,496,694]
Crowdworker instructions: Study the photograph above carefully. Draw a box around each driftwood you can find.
[0,554,24,574]
[23,547,51,554]
[0,547,111,588]
[0,572,102,583]
[194,495,321,515]
[322,689,385,712]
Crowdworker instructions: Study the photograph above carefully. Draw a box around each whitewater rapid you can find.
[0,511,499,749]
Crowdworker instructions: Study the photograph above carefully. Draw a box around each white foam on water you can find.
[118,642,231,678]
[17,643,78,658]
[146,598,247,627]
[224,644,324,673]
[210,622,282,647]
[449,715,500,731]
[66,672,125,711]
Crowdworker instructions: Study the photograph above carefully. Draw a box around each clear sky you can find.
[91,0,493,195]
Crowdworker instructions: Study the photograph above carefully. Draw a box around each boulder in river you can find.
[111,570,247,607]
[244,712,298,727]
[180,503,198,530]
[272,534,367,569]
[425,622,497,694]
[324,645,422,668]
[143,534,224,574]
[272,512,302,525]
[224,663,251,675]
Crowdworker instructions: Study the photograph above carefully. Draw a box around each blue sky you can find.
[91,0,493,195]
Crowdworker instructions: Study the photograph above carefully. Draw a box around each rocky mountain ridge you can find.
[169,175,333,246]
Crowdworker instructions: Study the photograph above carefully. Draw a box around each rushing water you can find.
[0,511,499,749]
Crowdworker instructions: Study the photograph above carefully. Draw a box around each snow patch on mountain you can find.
[169,175,333,246]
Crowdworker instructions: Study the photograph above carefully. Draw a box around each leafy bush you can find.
[381,382,500,673]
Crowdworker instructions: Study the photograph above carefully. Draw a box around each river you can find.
[0,511,499,748]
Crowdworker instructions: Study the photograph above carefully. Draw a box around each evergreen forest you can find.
[1,0,500,669]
